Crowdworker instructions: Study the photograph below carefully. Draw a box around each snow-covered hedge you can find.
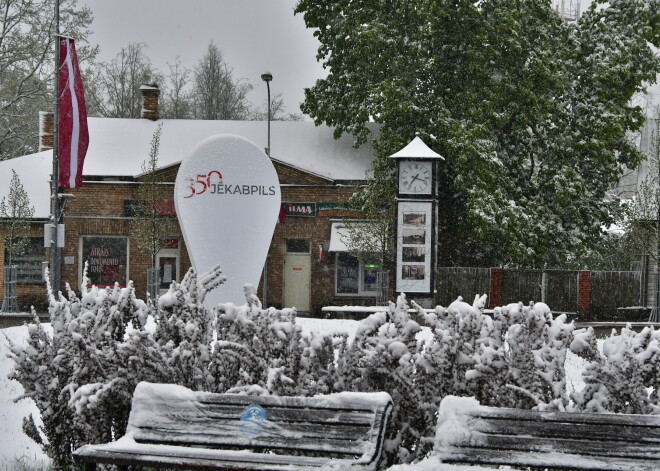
[7,267,660,469]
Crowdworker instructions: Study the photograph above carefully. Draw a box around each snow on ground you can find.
[0,317,588,470]
[0,324,51,470]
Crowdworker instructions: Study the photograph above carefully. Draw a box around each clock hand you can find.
[409,174,430,189]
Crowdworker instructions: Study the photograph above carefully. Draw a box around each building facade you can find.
[0,90,385,313]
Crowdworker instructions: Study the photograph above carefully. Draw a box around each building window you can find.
[286,238,311,253]
[5,237,44,285]
[335,252,379,296]
[80,236,129,287]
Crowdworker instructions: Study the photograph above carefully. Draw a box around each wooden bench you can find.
[433,395,660,471]
[73,382,393,471]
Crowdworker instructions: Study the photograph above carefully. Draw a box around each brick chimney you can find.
[39,111,54,151]
[140,84,160,120]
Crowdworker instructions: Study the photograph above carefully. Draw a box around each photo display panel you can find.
[396,200,432,293]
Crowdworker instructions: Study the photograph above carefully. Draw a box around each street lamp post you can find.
[261,72,272,156]
[260,72,273,307]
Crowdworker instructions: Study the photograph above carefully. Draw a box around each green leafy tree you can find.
[295,0,660,268]
[341,142,395,274]
[130,123,179,269]
[0,170,35,266]
[0,0,96,160]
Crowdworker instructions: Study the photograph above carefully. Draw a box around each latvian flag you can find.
[58,36,89,188]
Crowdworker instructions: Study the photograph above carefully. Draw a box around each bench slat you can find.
[164,404,378,425]
[75,444,336,470]
[471,433,660,460]
[195,393,389,411]
[470,416,660,443]
[134,428,371,456]
[438,448,660,471]
[136,419,370,441]
[473,407,660,428]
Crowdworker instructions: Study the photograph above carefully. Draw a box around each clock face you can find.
[399,160,432,194]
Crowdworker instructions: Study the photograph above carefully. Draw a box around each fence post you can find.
[489,267,503,308]
[1,266,18,313]
[578,270,591,320]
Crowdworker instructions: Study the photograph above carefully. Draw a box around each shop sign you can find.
[317,202,350,212]
[174,134,281,307]
[282,202,316,217]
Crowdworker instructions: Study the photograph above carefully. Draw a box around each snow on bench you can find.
[73,382,393,471]
[434,395,660,471]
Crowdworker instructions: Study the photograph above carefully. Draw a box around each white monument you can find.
[174,134,281,307]
[390,135,444,300]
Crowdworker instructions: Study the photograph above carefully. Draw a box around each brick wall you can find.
[488,267,503,308]
[578,270,591,312]
[4,160,372,312]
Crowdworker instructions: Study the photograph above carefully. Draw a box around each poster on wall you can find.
[80,236,128,287]
[396,200,432,293]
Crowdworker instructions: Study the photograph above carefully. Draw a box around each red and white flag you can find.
[58,36,89,188]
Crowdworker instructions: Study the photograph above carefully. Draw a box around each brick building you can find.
[0,89,384,313]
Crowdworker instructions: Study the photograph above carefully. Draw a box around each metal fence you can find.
[436,267,642,319]
[1,266,18,313]
[376,270,389,306]
[435,267,490,306]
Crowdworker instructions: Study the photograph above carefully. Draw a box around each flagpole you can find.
[49,0,61,293]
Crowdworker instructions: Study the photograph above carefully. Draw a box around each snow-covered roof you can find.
[0,118,379,218]
[389,136,444,160]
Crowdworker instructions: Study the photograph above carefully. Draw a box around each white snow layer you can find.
[0,324,52,469]
[434,396,482,449]
[0,119,379,218]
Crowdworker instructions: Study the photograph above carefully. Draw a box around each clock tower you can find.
[389,135,444,304]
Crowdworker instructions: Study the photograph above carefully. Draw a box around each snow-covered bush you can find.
[8,268,152,470]
[570,325,660,413]
[9,265,660,469]
[7,266,319,469]
[211,284,304,395]
[358,294,576,465]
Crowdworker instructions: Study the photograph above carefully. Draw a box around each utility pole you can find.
[49,0,61,293]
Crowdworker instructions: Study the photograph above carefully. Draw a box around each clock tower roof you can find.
[389,136,445,160]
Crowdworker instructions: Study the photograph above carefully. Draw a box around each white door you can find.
[283,253,311,311]
[156,248,180,294]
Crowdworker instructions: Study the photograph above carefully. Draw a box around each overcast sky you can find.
[81,0,326,118]
[80,1,606,120]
